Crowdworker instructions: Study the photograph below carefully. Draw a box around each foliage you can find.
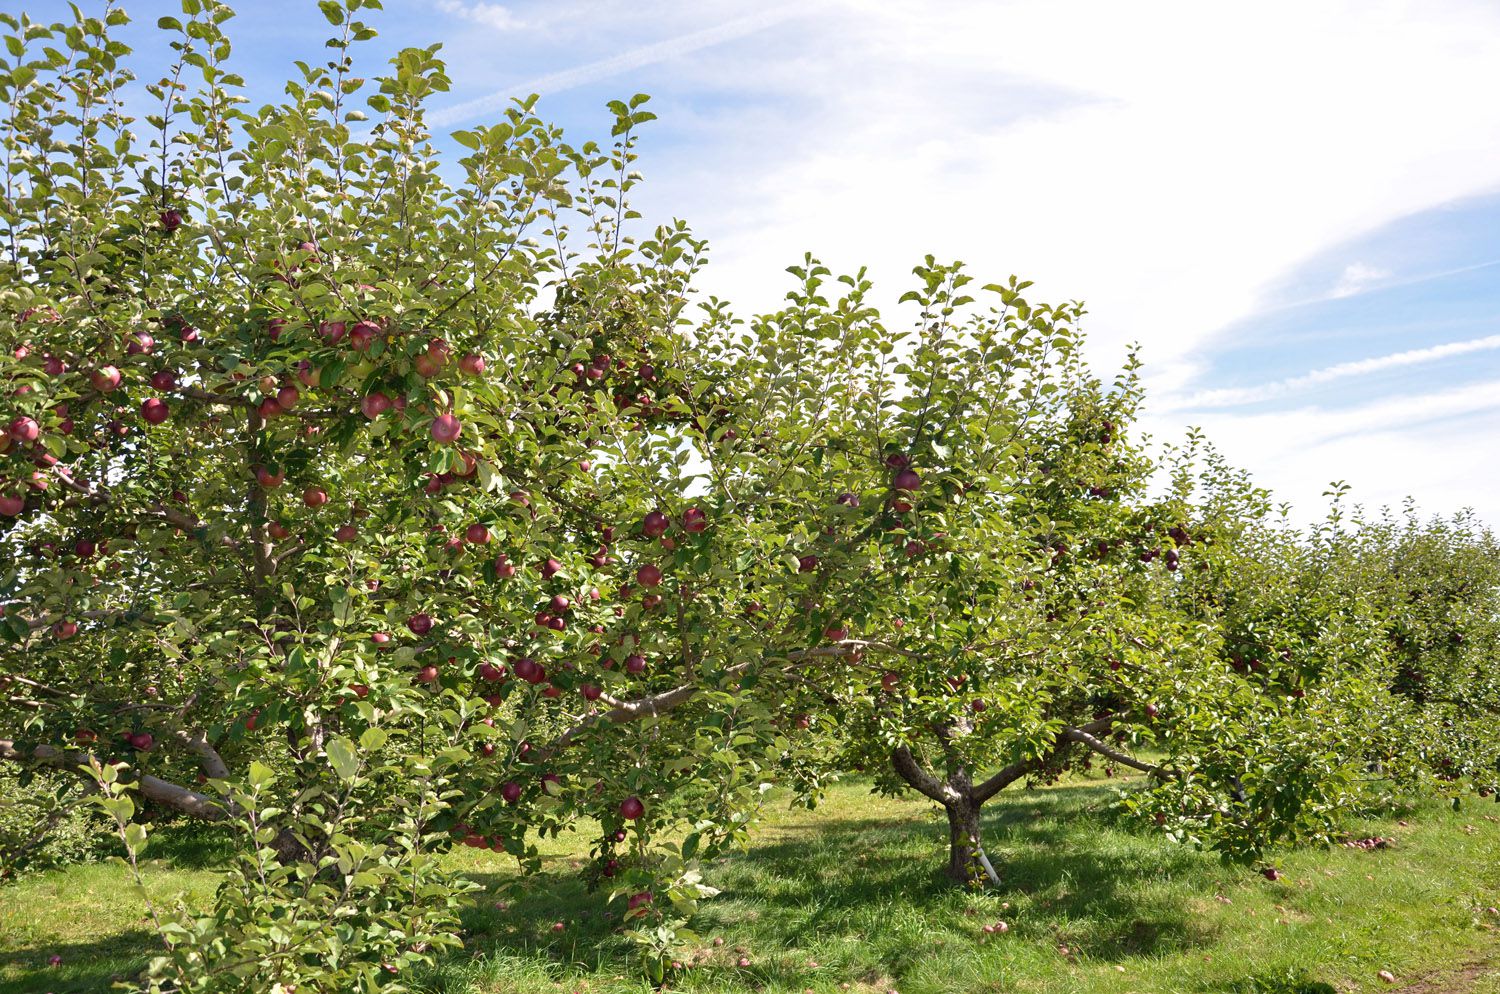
[0,1,1496,990]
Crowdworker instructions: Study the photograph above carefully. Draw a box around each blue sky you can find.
[106,0,1500,524]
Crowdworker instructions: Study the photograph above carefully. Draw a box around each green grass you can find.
[3,772,1499,994]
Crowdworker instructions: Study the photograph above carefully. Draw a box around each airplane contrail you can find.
[429,4,812,128]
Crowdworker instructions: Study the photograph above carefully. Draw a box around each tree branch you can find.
[0,739,232,821]
[890,745,962,804]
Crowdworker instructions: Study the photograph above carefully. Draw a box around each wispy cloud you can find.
[433,0,525,32]
[1329,261,1390,298]
[428,4,811,128]
[1164,334,1500,410]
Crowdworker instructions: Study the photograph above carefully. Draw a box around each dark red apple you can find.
[361,392,392,419]
[501,781,522,803]
[335,523,359,542]
[8,416,38,443]
[125,331,155,355]
[276,385,300,410]
[141,398,170,424]
[407,612,433,635]
[267,522,289,540]
[681,507,707,533]
[637,564,663,587]
[303,487,329,508]
[893,468,921,491]
[619,796,645,820]
[625,653,647,675]
[255,465,285,489]
[465,523,490,545]
[0,494,25,516]
[149,370,177,391]
[540,557,562,579]
[160,209,183,232]
[417,664,440,684]
[318,320,346,343]
[459,353,486,375]
[641,511,669,538]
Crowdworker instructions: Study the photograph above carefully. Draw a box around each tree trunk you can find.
[945,797,985,884]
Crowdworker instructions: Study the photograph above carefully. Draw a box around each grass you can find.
[3,770,1499,994]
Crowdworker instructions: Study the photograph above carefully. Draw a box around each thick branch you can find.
[1061,725,1173,778]
[0,739,232,821]
[891,745,963,804]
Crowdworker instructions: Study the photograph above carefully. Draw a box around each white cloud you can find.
[1141,380,1500,521]
[433,0,525,32]
[1329,262,1391,298]
[1163,334,1500,410]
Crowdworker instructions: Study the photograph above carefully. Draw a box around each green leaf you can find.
[327,737,360,782]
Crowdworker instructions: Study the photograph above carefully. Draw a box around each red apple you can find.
[681,507,707,533]
[641,511,669,538]
[494,555,517,578]
[91,366,123,392]
[881,671,900,690]
[501,781,522,803]
[0,494,24,516]
[465,523,490,545]
[128,731,154,751]
[125,331,155,355]
[141,398,170,424]
[798,555,820,573]
[160,209,183,232]
[637,564,662,588]
[318,320,346,343]
[478,662,506,682]
[540,557,562,579]
[267,522,289,540]
[361,392,392,419]
[335,523,359,542]
[8,416,38,443]
[303,486,329,508]
[417,664,440,684]
[407,612,433,636]
[276,385,300,410]
[149,370,177,391]
[348,683,370,699]
[619,796,645,820]
[430,413,461,444]
[349,320,380,351]
[625,653,647,675]
[255,465,285,489]
[459,353,486,375]
[52,620,78,640]
[893,468,921,491]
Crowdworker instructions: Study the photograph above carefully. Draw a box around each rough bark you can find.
[944,797,984,884]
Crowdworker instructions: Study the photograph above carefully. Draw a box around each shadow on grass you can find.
[421,782,1219,991]
[0,931,155,994]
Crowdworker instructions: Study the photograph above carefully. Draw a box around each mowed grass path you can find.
[3,771,1498,994]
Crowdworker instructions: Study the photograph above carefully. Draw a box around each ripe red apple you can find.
[361,392,392,419]
[128,731,154,751]
[303,486,329,508]
[8,416,39,443]
[824,625,848,641]
[681,507,708,533]
[501,781,522,803]
[625,653,647,675]
[417,664,440,684]
[335,523,359,542]
[549,594,571,613]
[798,555,820,573]
[540,557,562,579]
[893,468,921,491]
[52,620,78,640]
[266,317,287,340]
[256,397,280,421]
[430,413,461,444]
[91,366,123,392]
[43,354,65,376]
[1144,703,1159,718]
[349,320,380,351]
[160,209,183,232]
[619,796,645,820]
[641,511,669,538]
[0,494,24,516]
[459,353,486,375]
[637,564,663,588]
[74,538,96,558]
[125,331,155,355]
[276,385,300,410]
[149,370,177,392]
[317,320,346,343]
[478,662,506,682]
[881,671,900,690]
[514,658,546,684]
[628,891,653,910]
[348,683,370,699]
[267,522,289,540]
[407,612,434,636]
[255,465,285,489]
[1261,867,1280,881]
[465,523,490,545]
[141,398,170,424]
[494,555,517,578]
[581,684,602,701]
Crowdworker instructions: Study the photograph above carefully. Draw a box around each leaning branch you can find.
[0,739,232,821]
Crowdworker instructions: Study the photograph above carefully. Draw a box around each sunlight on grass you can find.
[3,773,1497,994]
